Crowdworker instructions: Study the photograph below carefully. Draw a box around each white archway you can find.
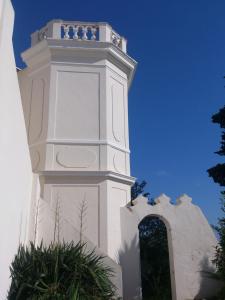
[120,194,219,300]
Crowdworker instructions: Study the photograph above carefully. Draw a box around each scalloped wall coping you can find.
[132,193,193,208]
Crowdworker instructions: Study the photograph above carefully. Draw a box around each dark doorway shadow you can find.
[138,216,172,300]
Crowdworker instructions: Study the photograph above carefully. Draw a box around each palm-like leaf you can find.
[8,242,115,300]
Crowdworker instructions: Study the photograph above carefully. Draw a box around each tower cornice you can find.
[40,170,136,186]
[21,39,137,87]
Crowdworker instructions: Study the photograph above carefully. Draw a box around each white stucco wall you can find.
[0,0,33,298]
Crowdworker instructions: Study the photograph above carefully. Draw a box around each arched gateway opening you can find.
[138,216,172,300]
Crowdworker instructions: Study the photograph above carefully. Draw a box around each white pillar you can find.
[0,0,33,297]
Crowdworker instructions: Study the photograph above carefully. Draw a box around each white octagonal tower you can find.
[18,20,137,261]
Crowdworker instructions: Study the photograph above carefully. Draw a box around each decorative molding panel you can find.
[113,152,126,174]
[50,185,100,246]
[111,186,127,205]
[28,78,45,144]
[108,186,127,260]
[54,71,100,140]
[111,77,125,144]
[56,146,97,169]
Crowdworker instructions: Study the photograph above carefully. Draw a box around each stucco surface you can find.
[0,0,33,298]
[121,194,220,300]
[18,23,136,264]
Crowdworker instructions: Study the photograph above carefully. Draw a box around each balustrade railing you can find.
[111,30,122,48]
[61,24,98,41]
[31,20,127,53]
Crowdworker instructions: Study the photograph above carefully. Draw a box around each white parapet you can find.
[30,19,127,53]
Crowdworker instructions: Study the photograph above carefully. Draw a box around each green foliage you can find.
[8,242,115,300]
[208,104,225,299]
[139,217,172,300]
[131,180,150,205]
[207,106,225,187]
[212,193,225,299]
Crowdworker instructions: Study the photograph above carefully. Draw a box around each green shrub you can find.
[212,194,225,300]
[8,241,115,300]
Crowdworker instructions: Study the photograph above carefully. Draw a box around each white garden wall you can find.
[121,194,220,300]
[0,0,33,298]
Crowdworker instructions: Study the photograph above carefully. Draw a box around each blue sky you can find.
[13,0,225,225]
